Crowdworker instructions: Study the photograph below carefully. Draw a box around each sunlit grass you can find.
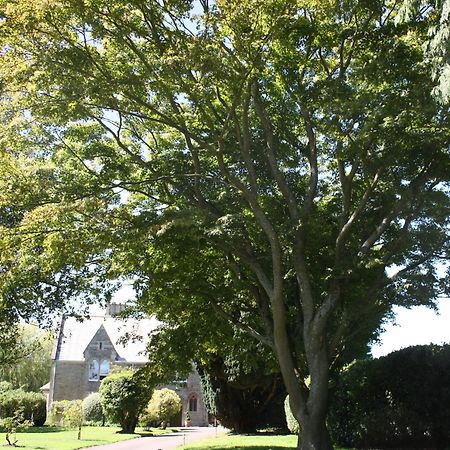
[0,426,178,450]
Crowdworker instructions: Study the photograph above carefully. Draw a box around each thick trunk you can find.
[121,416,138,433]
[297,415,333,450]
[287,342,333,450]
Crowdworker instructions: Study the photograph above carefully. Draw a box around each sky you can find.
[371,298,450,357]
[112,284,450,359]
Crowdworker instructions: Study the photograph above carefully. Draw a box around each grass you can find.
[183,433,351,450]
[184,433,298,450]
[0,426,179,450]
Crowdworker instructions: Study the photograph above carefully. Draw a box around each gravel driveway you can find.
[81,426,228,450]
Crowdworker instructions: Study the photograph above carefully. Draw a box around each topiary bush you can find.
[328,345,450,449]
[142,388,181,428]
[0,389,46,426]
[284,395,300,434]
[82,393,103,423]
[99,370,152,433]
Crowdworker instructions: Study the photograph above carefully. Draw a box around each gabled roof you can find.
[55,314,159,363]
[83,323,118,359]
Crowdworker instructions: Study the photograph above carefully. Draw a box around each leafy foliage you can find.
[0,325,53,392]
[99,370,152,433]
[0,409,31,446]
[82,393,104,424]
[142,388,181,427]
[197,356,288,433]
[0,1,448,448]
[0,388,46,427]
[328,345,450,448]
[63,400,84,440]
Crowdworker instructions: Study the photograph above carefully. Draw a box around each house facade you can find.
[43,304,209,426]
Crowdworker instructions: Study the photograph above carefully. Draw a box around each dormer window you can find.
[99,360,110,380]
[89,360,99,381]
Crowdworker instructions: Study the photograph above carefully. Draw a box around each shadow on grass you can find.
[16,427,64,434]
[134,428,180,437]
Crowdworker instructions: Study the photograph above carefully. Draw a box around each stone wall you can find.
[51,361,86,401]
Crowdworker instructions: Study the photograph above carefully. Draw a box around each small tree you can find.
[63,400,84,440]
[99,370,152,433]
[0,409,31,447]
[145,389,181,429]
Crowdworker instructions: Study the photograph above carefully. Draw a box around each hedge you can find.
[328,345,450,448]
[0,389,46,426]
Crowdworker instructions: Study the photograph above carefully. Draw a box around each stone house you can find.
[42,304,208,426]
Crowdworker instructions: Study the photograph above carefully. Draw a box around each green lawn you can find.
[0,426,178,450]
[183,433,351,450]
[184,433,298,450]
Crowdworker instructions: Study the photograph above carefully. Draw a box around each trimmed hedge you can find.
[329,345,450,449]
[0,389,46,426]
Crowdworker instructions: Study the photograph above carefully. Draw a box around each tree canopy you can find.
[0,325,53,392]
[0,1,448,448]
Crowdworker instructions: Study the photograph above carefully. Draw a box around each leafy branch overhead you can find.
[0,1,448,449]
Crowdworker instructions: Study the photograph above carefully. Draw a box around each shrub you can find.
[47,399,83,437]
[99,370,152,433]
[328,345,450,449]
[47,400,72,426]
[142,388,181,428]
[0,388,46,426]
[0,382,13,392]
[0,410,31,446]
[64,400,84,439]
[82,393,103,423]
[284,395,300,434]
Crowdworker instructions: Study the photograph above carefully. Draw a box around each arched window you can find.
[99,360,110,380]
[89,360,99,381]
[189,395,197,412]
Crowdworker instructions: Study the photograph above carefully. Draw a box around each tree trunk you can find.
[121,416,138,433]
[297,415,333,450]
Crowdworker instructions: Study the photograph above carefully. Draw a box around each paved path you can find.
[82,427,228,450]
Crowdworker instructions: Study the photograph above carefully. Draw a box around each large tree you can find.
[0,1,449,448]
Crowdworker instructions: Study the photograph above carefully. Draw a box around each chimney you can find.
[105,302,126,317]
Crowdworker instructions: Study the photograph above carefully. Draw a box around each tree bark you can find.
[297,414,333,450]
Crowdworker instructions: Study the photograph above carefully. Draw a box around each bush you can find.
[284,395,300,434]
[47,400,83,438]
[0,410,31,446]
[0,382,13,393]
[328,345,450,449]
[99,370,152,433]
[142,388,181,428]
[63,400,83,429]
[47,400,73,426]
[0,388,46,426]
[82,393,103,423]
